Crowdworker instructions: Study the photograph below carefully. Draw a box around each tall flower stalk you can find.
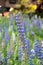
[16,12,31,65]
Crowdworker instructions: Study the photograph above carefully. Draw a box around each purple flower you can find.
[34,40,42,59]
[29,49,35,65]
[36,19,42,31]
[18,46,24,61]
[16,13,26,41]
[24,38,31,56]
[5,32,10,43]
[23,20,28,34]
[29,49,35,61]
[16,13,31,57]
[41,52,43,59]
[17,25,25,41]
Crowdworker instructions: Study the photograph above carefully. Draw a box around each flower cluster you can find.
[34,40,42,59]
[0,12,43,65]
[16,13,26,41]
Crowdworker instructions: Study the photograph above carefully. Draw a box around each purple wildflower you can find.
[23,20,28,34]
[18,46,24,61]
[34,40,42,59]
[16,13,26,41]
[23,38,30,56]
[16,13,31,58]
[5,31,10,44]
[36,19,42,31]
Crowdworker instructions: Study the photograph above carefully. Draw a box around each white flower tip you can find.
[31,49,34,53]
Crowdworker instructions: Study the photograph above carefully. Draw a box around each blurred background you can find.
[0,0,43,17]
